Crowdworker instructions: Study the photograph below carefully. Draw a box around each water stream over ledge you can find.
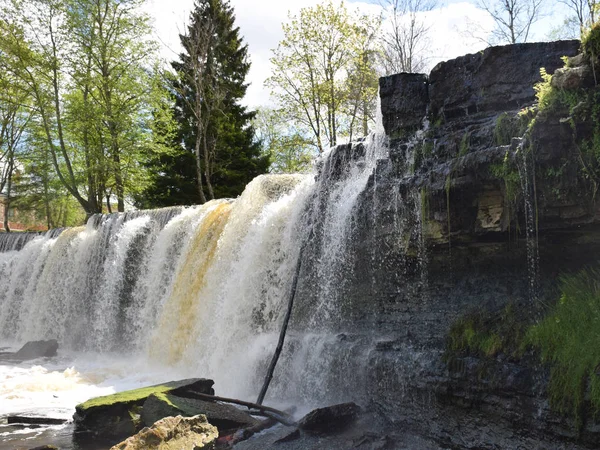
[0,122,410,448]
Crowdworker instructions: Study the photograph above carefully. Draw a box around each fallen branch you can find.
[182,391,296,426]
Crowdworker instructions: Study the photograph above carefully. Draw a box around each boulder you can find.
[73,378,214,443]
[0,340,59,361]
[141,392,260,432]
[298,402,361,434]
[551,65,593,90]
[110,415,217,450]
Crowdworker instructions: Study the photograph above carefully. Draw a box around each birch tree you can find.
[268,1,380,153]
[379,0,437,75]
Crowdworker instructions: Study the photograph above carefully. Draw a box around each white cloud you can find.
[144,0,496,108]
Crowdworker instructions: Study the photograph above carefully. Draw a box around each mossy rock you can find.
[141,392,260,433]
[74,378,214,443]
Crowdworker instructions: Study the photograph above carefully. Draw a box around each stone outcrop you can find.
[110,415,217,450]
[428,41,579,119]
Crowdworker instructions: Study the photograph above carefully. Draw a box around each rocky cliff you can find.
[282,40,600,449]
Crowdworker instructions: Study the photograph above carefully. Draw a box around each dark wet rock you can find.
[0,340,59,361]
[274,428,301,443]
[140,392,260,432]
[380,73,428,138]
[298,402,361,434]
[28,446,59,450]
[73,378,214,444]
[110,415,217,450]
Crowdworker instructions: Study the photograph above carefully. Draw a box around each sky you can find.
[142,0,570,108]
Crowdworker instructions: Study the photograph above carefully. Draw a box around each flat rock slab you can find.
[74,378,214,443]
[7,416,67,425]
[141,392,260,432]
[0,340,58,362]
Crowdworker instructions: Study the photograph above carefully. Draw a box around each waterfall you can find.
[0,128,393,409]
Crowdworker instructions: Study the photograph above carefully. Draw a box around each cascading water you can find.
[0,114,404,446]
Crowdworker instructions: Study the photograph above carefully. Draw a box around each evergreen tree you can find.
[142,0,269,207]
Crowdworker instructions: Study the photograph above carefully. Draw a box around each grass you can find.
[447,302,527,359]
[526,267,600,427]
[459,132,470,156]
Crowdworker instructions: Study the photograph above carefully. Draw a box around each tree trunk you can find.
[3,195,10,233]
[194,122,208,204]
[203,128,215,200]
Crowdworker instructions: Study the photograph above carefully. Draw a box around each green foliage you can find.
[448,303,527,358]
[582,22,600,57]
[526,268,600,425]
[490,151,521,205]
[532,58,600,195]
[535,68,583,114]
[253,107,314,174]
[0,0,163,216]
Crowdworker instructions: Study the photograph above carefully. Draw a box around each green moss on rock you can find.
[79,384,182,411]
[447,302,528,359]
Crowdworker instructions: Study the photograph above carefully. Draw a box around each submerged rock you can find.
[73,378,214,443]
[110,415,217,450]
[0,339,58,361]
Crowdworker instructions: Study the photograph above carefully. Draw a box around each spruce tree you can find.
[142,0,269,207]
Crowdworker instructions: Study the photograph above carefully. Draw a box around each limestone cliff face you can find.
[298,40,600,449]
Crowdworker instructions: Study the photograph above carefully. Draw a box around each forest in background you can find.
[0,0,595,230]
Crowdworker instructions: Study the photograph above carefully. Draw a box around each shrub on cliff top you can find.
[527,267,600,426]
[582,22,600,58]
